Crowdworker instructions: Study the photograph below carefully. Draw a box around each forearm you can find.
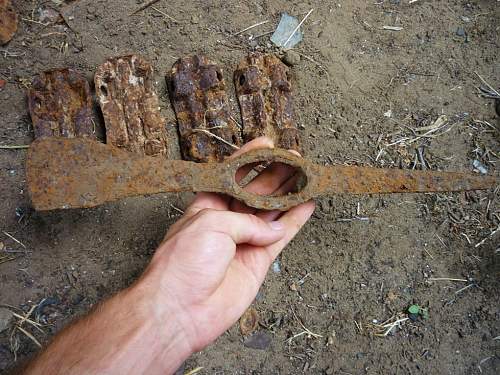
[21,284,192,375]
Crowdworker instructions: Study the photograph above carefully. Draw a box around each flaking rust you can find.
[95,55,168,156]
[0,0,17,45]
[28,69,95,139]
[27,138,499,212]
[168,55,242,162]
[234,53,301,152]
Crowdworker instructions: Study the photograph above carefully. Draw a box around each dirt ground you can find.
[1,0,499,373]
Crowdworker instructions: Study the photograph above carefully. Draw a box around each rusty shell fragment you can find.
[168,55,242,162]
[234,53,301,152]
[95,54,168,156]
[28,69,95,139]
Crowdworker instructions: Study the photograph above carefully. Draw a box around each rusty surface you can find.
[95,54,168,156]
[0,0,17,45]
[234,53,301,152]
[27,138,499,212]
[239,308,259,336]
[168,55,242,162]
[28,69,95,139]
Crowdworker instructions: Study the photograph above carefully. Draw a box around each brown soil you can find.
[1,0,499,374]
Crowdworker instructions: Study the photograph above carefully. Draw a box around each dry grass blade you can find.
[191,129,240,150]
[0,145,30,149]
[284,9,314,48]
[3,231,26,248]
[15,326,42,348]
[475,71,500,99]
[365,314,409,337]
[233,20,269,36]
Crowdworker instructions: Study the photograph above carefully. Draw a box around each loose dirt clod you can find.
[28,69,95,139]
[95,55,168,156]
[234,53,301,152]
[0,0,17,45]
[168,55,241,162]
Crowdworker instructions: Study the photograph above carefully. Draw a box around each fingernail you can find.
[269,221,284,231]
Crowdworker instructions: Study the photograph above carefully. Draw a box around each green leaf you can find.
[408,305,421,315]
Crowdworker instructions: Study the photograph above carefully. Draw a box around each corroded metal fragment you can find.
[28,69,95,139]
[0,0,17,45]
[95,55,168,156]
[234,53,301,152]
[168,55,241,162]
[27,138,499,212]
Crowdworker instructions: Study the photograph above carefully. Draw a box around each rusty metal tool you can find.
[27,138,498,212]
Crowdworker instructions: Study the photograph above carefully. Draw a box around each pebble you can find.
[243,331,272,350]
[456,27,466,37]
[38,7,61,24]
[283,50,300,66]
[190,15,199,24]
[0,308,13,333]
[272,259,281,273]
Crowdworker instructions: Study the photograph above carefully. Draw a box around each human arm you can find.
[20,137,315,375]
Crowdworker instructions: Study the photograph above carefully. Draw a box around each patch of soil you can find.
[0,0,499,374]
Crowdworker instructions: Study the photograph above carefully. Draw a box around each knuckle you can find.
[192,208,219,227]
[246,213,262,228]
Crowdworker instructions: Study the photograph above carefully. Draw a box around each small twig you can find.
[151,7,179,23]
[169,204,184,215]
[233,20,269,36]
[130,0,161,15]
[428,277,468,282]
[475,72,500,98]
[475,224,500,248]
[191,129,240,150]
[3,232,26,248]
[0,145,30,149]
[16,326,42,348]
[0,256,15,265]
[284,9,314,48]
[383,26,403,31]
[21,18,49,26]
[184,368,204,375]
[455,284,476,295]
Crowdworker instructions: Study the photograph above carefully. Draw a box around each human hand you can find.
[136,137,315,354]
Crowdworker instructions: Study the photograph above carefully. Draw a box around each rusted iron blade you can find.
[28,69,95,139]
[27,138,498,212]
[168,55,242,162]
[234,53,301,152]
[95,55,168,156]
[0,0,17,45]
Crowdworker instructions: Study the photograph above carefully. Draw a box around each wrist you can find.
[123,280,193,372]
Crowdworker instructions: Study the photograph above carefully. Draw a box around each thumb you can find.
[186,209,286,246]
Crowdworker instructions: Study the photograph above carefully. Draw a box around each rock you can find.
[38,7,62,24]
[283,50,300,66]
[456,27,465,37]
[243,331,272,350]
[190,15,199,24]
[0,308,13,333]
[272,259,281,273]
